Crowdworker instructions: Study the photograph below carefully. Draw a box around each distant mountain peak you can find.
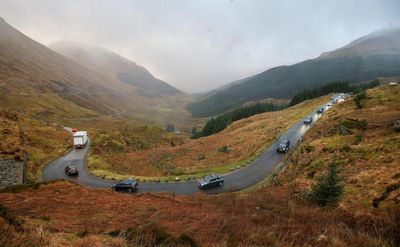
[318,27,400,59]
[50,41,181,96]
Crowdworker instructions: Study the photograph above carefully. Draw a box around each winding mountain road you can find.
[43,98,338,195]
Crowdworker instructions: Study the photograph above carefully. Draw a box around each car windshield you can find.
[204,175,213,182]
[121,180,134,184]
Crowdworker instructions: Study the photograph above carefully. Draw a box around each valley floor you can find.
[87,96,330,180]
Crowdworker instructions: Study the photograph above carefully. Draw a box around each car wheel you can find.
[219,182,223,186]
[128,188,133,193]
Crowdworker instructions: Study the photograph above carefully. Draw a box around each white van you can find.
[73,131,88,149]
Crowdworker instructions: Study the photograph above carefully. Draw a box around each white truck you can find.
[73,131,88,149]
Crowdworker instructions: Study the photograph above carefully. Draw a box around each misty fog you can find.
[0,0,398,92]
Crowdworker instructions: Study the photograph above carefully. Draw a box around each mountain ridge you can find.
[188,27,400,117]
[50,41,181,97]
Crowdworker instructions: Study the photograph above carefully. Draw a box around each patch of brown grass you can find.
[0,181,398,246]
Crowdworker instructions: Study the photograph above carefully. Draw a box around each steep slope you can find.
[280,84,400,209]
[50,42,180,97]
[0,17,130,120]
[189,28,400,117]
[0,109,70,183]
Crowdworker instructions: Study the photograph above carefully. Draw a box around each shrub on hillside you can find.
[335,118,368,135]
[354,91,367,109]
[218,146,229,153]
[311,161,344,207]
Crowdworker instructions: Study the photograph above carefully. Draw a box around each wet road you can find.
[43,99,336,195]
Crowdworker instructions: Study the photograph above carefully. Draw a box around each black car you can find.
[111,179,138,192]
[277,139,290,153]
[316,107,324,114]
[65,165,79,176]
[198,173,224,189]
[303,116,313,124]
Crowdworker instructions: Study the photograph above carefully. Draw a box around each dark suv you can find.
[277,139,290,153]
[316,107,324,114]
[111,179,138,192]
[198,173,224,189]
[65,165,79,176]
[303,116,313,124]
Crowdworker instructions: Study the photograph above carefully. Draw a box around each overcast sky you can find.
[0,0,399,92]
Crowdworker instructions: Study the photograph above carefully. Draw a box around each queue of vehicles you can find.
[63,95,346,192]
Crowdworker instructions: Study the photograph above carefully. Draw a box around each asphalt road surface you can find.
[43,97,339,195]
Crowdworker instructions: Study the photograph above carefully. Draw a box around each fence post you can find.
[16,114,28,184]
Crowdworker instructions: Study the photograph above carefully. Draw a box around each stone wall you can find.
[0,159,23,188]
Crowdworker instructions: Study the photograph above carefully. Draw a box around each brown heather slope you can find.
[0,181,398,246]
[0,17,124,117]
[279,84,400,210]
[88,96,329,179]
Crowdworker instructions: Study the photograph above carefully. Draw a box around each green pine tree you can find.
[191,127,198,136]
[311,161,344,207]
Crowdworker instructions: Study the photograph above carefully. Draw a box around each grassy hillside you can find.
[88,96,329,180]
[0,180,398,246]
[0,109,70,183]
[189,28,400,117]
[0,18,126,116]
[279,85,400,209]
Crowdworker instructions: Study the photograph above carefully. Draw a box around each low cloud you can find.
[0,0,399,92]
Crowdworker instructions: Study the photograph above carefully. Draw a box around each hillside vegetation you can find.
[0,109,70,182]
[279,84,400,210]
[88,96,329,180]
